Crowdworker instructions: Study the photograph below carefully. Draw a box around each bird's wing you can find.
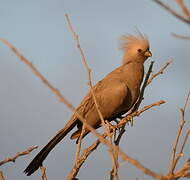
[73,77,129,122]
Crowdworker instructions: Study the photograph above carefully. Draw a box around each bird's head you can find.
[120,33,152,64]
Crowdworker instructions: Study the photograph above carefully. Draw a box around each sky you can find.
[0,0,190,180]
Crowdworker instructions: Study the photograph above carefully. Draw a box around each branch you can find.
[170,127,190,176]
[0,146,38,166]
[166,157,190,179]
[171,33,190,40]
[173,161,190,179]
[147,60,172,86]
[67,134,106,179]
[175,0,190,21]
[40,166,48,180]
[115,100,165,129]
[168,91,190,175]
[112,100,165,150]
[0,171,5,180]
[152,0,190,25]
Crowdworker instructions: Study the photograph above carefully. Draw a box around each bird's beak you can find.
[144,50,152,57]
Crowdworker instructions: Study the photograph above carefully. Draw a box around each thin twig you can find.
[175,0,190,21]
[111,125,125,180]
[171,127,190,176]
[65,14,91,76]
[0,146,38,166]
[152,0,190,25]
[67,134,106,180]
[177,128,190,160]
[183,91,190,111]
[0,171,5,180]
[116,100,165,129]
[40,166,48,180]
[136,100,165,116]
[171,33,190,40]
[147,60,172,86]
[168,109,185,174]
[0,38,165,180]
[172,161,190,179]
[168,91,190,175]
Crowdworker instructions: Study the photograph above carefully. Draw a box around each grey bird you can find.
[24,33,152,176]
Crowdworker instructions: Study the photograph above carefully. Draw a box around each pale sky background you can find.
[1,0,190,180]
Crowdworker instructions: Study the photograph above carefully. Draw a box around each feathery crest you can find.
[119,32,149,52]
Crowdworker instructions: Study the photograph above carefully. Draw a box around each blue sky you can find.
[0,0,190,179]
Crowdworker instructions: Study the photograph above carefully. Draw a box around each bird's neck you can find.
[122,54,146,65]
[124,61,144,105]
[120,61,144,99]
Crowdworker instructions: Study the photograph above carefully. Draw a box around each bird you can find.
[24,32,152,176]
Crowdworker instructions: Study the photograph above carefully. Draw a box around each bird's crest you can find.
[119,32,149,52]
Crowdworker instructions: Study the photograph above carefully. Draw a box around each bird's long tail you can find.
[24,118,78,176]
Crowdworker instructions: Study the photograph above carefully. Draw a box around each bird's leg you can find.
[130,116,134,127]
[105,120,115,139]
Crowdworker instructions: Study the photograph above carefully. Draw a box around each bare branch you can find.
[0,146,38,166]
[0,38,76,110]
[40,166,48,180]
[168,91,190,175]
[152,0,190,25]
[171,33,190,40]
[175,0,190,21]
[136,100,165,116]
[147,60,172,86]
[65,14,91,77]
[183,91,190,111]
[0,170,5,180]
[112,100,165,154]
[177,128,190,160]
[67,134,106,179]
[171,127,190,176]
[116,100,165,129]
[173,161,190,179]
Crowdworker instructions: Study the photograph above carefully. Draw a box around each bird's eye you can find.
[137,49,142,53]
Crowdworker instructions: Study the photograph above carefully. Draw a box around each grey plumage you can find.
[24,33,152,176]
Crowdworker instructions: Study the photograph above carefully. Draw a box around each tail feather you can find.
[24,119,77,176]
